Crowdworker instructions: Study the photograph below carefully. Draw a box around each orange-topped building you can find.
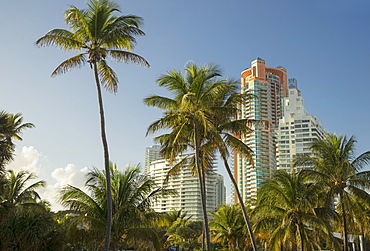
[232,58,288,202]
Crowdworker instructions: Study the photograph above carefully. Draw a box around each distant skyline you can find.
[1,0,370,209]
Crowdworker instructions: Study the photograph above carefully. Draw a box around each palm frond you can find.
[109,50,150,67]
[52,53,87,76]
[97,59,118,93]
[35,29,84,51]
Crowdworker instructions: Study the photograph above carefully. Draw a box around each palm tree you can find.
[36,0,149,248]
[0,169,47,249]
[253,169,333,251]
[160,208,191,227]
[209,203,245,251]
[60,162,168,250]
[294,134,370,251]
[0,111,34,171]
[0,169,45,207]
[206,91,259,250]
[166,217,203,251]
[0,205,57,251]
[145,62,238,250]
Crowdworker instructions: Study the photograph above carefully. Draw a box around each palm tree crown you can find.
[36,0,149,93]
[60,163,168,250]
[254,169,333,250]
[0,111,34,171]
[145,62,239,250]
[294,134,370,251]
[0,169,45,207]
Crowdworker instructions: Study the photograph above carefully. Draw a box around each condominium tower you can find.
[144,145,161,174]
[232,58,288,202]
[276,78,326,172]
[232,58,326,203]
[149,155,225,220]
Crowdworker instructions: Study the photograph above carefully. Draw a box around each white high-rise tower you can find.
[276,78,326,172]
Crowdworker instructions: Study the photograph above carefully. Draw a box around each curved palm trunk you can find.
[298,224,305,251]
[340,193,349,251]
[93,63,113,251]
[221,156,258,251]
[194,127,211,251]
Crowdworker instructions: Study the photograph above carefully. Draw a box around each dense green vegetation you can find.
[1,0,370,250]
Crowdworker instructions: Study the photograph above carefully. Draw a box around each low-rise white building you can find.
[149,155,225,220]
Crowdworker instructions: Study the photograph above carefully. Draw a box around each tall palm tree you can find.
[294,134,370,251]
[209,203,245,251]
[60,162,168,250]
[0,111,34,171]
[253,169,333,251]
[145,62,238,250]
[36,0,149,249]
[206,91,259,250]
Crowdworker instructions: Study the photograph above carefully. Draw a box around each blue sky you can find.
[1,0,370,208]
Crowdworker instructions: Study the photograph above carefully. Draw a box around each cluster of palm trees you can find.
[1,88,370,250]
[208,135,370,251]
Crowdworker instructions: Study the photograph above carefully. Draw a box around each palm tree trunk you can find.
[194,127,211,251]
[298,225,304,251]
[340,193,349,251]
[221,156,258,251]
[93,62,113,251]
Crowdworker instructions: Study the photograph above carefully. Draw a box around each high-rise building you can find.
[215,174,226,206]
[149,155,225,220]
[232,59,326,203]
[276,78,326,172]
[232,58,288,202]
[144,145,161,174]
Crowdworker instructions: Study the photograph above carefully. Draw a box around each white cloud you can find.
[6,146,44,174]
[7,146,90,212]
[41,164,89,211]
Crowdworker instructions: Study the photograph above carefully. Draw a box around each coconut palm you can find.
[36,0,149,248]
[159,208,192,227]
[205,91,259,250]
[209,203,246,251]
[145,62,239,250]
[0,111,34,171]
[0,169,47,249]
[0,169,45,207]
[60,162,168,250]
[253,169,333,251]
[294,134,370,251]
[166,217,203,251]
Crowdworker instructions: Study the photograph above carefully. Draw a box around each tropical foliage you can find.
[294,134,370,251]
[145,61,255,250]
[59,162,169,250]
[0,111,34,171]
[210,203,246,251]
[253,169,335,250]
[0,169,51,250]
